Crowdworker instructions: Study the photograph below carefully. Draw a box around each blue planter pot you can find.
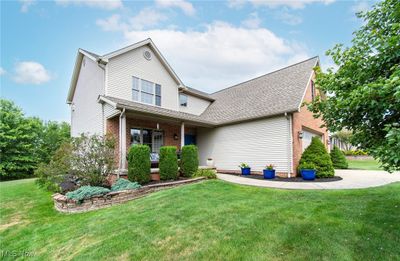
[263,169,275,179]
[301,169,316,180]
[241,167,251,175]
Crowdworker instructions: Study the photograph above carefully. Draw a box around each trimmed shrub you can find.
[330,146,349,169]
[299,137,335,178]
[111,178,141,191]
[194,169,217,179]
[66,186,110,202]
[128,145,151,184]
[180,145,199,177]
[298,162,317,170]
[159,146,178,180]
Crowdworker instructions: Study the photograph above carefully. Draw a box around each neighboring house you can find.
[67,38,328,177]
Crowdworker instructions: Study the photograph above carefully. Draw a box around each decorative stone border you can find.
[53,177,205,213]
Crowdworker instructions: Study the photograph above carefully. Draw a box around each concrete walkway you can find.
[217,169,400,190]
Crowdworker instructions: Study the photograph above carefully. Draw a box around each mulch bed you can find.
[227,173,343,183]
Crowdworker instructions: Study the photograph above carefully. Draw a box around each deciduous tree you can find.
[309,0,400,172]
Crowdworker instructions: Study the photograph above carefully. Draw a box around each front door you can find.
[152,131,163,153]
[184,134,196,145]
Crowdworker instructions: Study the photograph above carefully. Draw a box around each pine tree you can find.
[330,146,349,169]
[299,137,335,178]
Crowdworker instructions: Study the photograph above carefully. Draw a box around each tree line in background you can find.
[0,99,70,180]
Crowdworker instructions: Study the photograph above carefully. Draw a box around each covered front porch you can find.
[106,109,213,175]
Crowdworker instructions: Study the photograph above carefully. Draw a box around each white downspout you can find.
[285,112,292,178]
[118,108,126,178]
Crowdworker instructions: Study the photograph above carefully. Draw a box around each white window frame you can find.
[132,76,161,106]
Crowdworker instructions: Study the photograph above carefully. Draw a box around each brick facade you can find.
[291,73,329,176]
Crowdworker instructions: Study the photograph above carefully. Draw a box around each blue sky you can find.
[1,0,375,122]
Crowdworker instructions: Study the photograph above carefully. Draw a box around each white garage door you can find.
[302,130,322,152]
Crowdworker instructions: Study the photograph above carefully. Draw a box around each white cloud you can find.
[129,8,168,30]
[97,9,168,32]
[228,0,335,9]
[119,21,310,92]
[227,0,246,9]
[277,10,303,25]
[13,61,51,84]
[20,0,35,13]
[351,1,370,14]
[0,67,6,76]
[55,0,123,10]
[155,0,195,16]
[96,14,127,31]
[241,12,261,29]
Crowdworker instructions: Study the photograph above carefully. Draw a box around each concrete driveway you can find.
[217,169,400,190]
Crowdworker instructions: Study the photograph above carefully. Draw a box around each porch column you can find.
[119,110,127,171]
[181,122,185,148]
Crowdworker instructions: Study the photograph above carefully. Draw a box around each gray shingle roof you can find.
[102,96,216,126]
[101,57,318,126]
[200,57,319,125]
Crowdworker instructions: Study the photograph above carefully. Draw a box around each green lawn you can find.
[347,159,383,171]
[1,179,400,260]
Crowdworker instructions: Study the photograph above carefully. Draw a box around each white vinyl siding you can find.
[103,103,119,118]
[71,57,104,137]
[197,116,291,173]
[107,46,179,110]
[179,94,211,115]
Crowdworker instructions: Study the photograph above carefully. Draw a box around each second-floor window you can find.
[132,76,161,106]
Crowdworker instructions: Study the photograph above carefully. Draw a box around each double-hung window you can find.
[132,77,161,106]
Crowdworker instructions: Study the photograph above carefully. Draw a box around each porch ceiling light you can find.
[173,133,178,140]
[298,131,304,139]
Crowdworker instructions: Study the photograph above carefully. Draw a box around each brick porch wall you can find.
[292,73,329,176]
[106,117,120,168]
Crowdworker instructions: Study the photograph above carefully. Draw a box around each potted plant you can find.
[263,164,275,179]
[238,163,251,175]
[299,162,317,180]
[206,157,214,167]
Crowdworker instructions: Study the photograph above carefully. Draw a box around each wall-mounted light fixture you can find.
[298,131,304,139]
[173,133,178,140]
[156,123,160,130]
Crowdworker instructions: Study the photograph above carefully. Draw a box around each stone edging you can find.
[52,177,205,213]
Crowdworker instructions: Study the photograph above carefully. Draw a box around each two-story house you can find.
[67,38,328,178]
